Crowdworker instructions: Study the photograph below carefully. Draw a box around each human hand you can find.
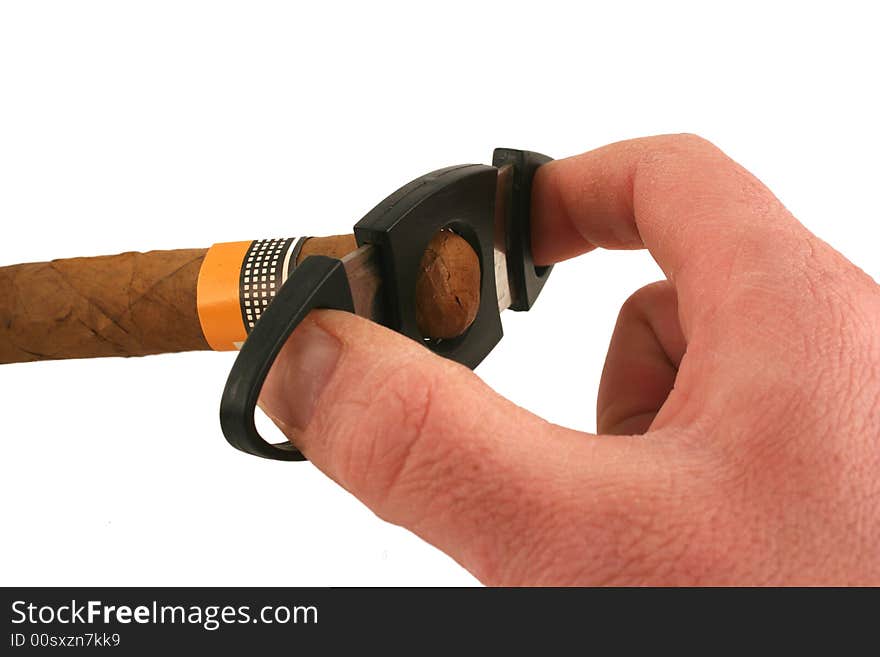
[259,135,880,585]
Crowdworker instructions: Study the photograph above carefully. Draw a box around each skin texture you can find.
[259,135,880,585]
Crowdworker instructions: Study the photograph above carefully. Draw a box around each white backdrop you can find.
[1,1,877,586]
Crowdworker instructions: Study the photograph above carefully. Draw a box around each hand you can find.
[259,134,880,585]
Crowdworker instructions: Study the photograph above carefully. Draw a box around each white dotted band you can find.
[239,237,304,332]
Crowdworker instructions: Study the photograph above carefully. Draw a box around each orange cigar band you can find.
[196,238,301,351]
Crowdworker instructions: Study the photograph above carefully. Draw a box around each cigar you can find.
[0,231,480,365]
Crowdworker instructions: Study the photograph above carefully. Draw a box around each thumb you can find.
[258,309,588,582]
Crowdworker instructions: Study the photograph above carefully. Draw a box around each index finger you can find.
[530,134,812,334]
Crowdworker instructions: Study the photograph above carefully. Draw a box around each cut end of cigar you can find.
[415,229,481,339]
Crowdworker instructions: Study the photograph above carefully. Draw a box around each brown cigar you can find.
[0,231,480,365]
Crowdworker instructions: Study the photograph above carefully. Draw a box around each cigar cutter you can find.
[220,148,553,461]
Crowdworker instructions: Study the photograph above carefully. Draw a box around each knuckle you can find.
[644,133,720,162]
[666,132,719,153]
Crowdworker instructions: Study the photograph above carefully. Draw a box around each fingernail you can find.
[258,319,342,436]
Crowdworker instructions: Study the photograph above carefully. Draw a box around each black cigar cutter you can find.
[220,147,553,461]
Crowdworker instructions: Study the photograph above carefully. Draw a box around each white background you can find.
[1,2,877,586]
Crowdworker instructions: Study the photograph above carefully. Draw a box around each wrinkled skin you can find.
[260,135,880,585]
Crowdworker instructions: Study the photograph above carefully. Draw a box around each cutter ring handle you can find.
[219,256,355,461]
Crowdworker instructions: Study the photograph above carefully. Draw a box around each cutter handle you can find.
[219,256,354,461]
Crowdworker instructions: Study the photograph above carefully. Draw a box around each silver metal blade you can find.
[341,244,386,324]
[493,163,514,312]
